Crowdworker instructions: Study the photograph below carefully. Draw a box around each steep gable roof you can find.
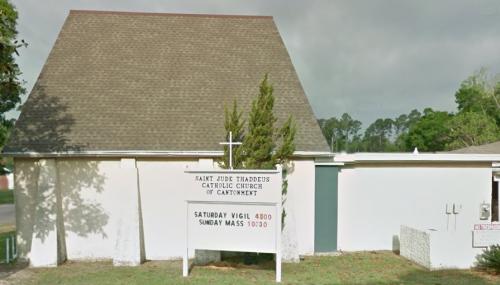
[4,10,329,155]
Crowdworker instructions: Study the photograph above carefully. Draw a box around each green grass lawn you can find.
[0,190,13,204]
[3,251,500,285]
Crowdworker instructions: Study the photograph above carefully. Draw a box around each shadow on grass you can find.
[197,260,275,271]
[219,252,275,269]
[192,252,275,274]
[0,261,28,280]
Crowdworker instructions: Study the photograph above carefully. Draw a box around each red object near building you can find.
[0,175,9,190]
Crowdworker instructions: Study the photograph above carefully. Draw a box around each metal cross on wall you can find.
[219,131,242,170]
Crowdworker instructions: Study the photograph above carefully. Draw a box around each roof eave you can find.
[334,152,500,164]
[3,150,333,159]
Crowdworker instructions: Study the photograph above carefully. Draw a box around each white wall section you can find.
[286,159,316,255]
[337,162,492,251]
[112,158,143,266]
[137,158,198,260]
[29,159,59,267]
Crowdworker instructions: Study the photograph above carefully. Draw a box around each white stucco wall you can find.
[286,159,316,255]
[14,157,317,263]
[14,159,40,260]
[136,158,198,260]
[337,162,492,252]
[29,159,59,267]
[57,159,121,260]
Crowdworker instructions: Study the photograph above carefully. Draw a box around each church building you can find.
[3,10,331,266]
[4,10,500,270]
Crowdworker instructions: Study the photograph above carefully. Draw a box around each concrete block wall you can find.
[400,225,486,269]
[400,225,431,268]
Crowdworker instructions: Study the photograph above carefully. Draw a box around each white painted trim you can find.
[334,153,500,163]
[315,162,345,166]
[2,150,333,158]
[294,151,333,158]
[186,169,281,174]
[3,150,220,158]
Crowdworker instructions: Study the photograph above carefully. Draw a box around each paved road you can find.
[0,204,14,225]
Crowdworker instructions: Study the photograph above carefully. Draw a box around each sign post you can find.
[183,166,282,282]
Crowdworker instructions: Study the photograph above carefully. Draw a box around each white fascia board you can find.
[315,162,345,166]
[293,151,333,158]
[2,150,222,158]
[3,150,333,159]
[334,152,500,163]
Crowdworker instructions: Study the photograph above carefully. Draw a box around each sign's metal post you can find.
[182,247,188,277]
[5,237,10,263]
[275,165,282,283]
[276,203,282,283]
[12,234,16,259]
[183,201,189,277]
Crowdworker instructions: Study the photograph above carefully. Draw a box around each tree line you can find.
[318,69,500,153]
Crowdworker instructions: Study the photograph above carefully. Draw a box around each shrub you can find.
[476,244,500,274]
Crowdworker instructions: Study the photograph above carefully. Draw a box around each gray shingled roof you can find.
[448,141,500,154]
[4,10,329,154]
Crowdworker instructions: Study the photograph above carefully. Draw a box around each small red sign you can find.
[474,224,500,230]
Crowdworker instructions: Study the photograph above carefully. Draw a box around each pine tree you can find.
[239,75,297,230]
[273,116,296,228]
[220,74,296,170]
[273,116,297,165]
[223,74,297,261]
[242,74,277,169]
[220,100,245,169]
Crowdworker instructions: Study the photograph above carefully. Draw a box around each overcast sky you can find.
[11,0,500,126]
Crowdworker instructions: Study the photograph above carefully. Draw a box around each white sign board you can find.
[185,170,282,203]
[473,224,500,248]
[188,202,278,253]
[183,167,282,282]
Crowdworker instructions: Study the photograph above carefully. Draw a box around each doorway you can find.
[314,165,338,252]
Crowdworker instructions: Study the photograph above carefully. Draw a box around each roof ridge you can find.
[69,10,273,19]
